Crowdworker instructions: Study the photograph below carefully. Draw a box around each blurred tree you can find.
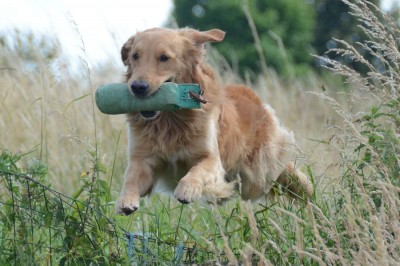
[173,0,315,77]
[313,0,381,70]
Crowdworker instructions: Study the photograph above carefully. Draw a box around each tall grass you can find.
[0,0,399,264]
[0,30,128,192]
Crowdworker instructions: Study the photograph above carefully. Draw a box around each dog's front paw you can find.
[174,178,203,204]
[115,194,140,215]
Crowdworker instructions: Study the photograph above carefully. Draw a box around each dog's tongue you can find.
[140,111,158,119]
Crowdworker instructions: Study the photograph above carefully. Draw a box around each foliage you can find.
[312,1,400,262]
[173,0,394,76]
[314,0,393,77]
[0,150,127,265]
[313,0,380,68]
[173,0,315,77]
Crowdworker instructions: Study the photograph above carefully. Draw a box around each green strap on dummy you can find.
[95,82,202,115]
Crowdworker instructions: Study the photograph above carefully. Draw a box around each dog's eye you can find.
[159,54,169,62]
[133,53,139,60]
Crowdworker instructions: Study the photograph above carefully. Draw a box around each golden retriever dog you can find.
[115,28,313,215]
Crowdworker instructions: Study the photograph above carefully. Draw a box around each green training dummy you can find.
[95,82,203,115]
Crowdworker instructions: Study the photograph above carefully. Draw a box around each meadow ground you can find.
[0,1,399,264]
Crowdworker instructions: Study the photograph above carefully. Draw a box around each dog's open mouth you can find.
[140,110,160,120]
[139,79,173,120]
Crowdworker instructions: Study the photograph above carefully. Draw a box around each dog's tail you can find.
[276,163,314,200]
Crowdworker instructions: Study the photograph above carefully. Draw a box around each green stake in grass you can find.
[95,82,205,115]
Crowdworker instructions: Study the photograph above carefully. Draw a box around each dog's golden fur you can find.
[116,28,313,215]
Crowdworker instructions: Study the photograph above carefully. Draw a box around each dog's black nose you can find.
[130,80,149,96]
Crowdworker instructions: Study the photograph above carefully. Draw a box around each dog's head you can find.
[121,28,225,119]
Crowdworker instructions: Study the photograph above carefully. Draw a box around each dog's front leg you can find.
[116,157,155,215]
[174,113,234,204]
[174,153,234,204]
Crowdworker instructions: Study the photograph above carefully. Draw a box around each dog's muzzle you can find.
[130,80,149,97]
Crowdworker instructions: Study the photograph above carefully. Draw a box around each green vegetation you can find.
[173,0,385,77]
[0,0,399,264]
[173,0,316,76]
[0,150,126,265]
[313,0,379,61]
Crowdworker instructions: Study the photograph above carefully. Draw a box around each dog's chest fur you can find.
[127,110,211,160]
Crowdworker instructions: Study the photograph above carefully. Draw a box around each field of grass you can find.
[0,1,399,265]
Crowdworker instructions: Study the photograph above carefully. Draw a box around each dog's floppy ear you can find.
[121,35,135,66]
[183,28,225,46]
